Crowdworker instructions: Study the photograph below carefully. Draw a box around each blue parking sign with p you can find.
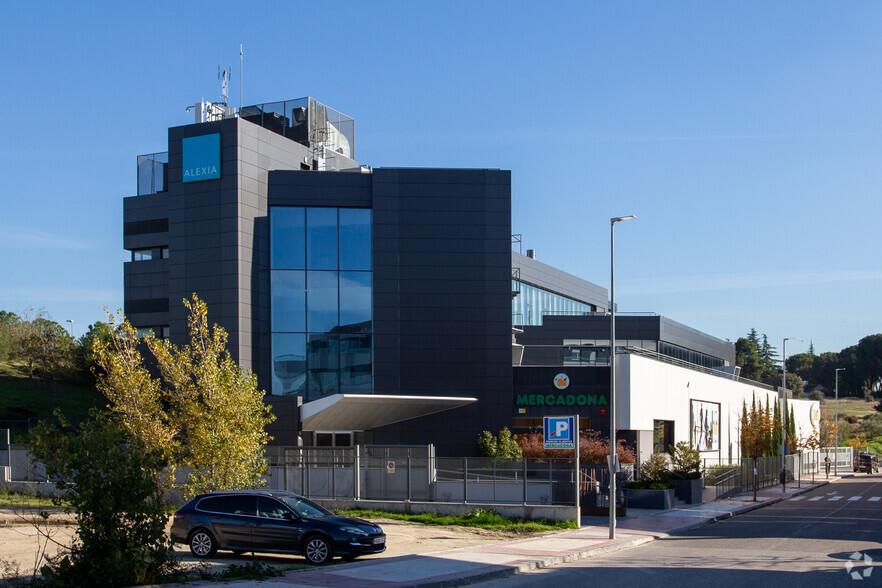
[544,416,576,449]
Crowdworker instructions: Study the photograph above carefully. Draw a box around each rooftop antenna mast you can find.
[239,44,244,110]
[218,65,230,108]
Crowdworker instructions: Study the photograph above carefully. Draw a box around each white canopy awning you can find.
[299,394,477,431]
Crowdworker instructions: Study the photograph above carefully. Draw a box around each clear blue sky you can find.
[2,1,880,357]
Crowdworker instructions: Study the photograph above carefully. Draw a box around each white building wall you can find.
[618,353,819,463]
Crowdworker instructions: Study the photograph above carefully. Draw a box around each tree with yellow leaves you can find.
[95,294,275,497]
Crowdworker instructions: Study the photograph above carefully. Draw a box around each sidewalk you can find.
[175,477,842,588]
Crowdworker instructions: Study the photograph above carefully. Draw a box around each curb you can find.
[413,534,655,587]
[420,480,837,586]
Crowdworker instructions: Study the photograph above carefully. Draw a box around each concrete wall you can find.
[309,498,579,524]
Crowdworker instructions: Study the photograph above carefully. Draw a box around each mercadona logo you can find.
[845,551,874,580]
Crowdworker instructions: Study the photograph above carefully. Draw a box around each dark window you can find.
[131,247,169,261]
[197,495,256,516]
[124,218,169,236]
[126,298,169,314]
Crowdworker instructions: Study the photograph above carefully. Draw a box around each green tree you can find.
[11,310,72,379]
[28,410,175,587]
[736,329,781,384]
[0,310,19,361]
[856,334,882,398]
[477,427,522,461]
[785,372,804,398]
[95,294,276,497]
[735,336,763,381]
[786,352,815,382]
[74,320,115,379]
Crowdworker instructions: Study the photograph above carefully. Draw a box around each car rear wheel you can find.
[189,529,217,558]
[303,535,332,565]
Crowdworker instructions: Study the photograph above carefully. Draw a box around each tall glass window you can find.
[307,208,338,270]
[512,282,594,326]
[271,206,372,400]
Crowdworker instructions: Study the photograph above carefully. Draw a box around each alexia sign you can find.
[182,133,221,183]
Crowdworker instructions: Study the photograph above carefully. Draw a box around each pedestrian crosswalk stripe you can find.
[790,496,805,501]
[829,496,843,501]
[869,497,881,502]
[809,496,823,501]
[848,496,862,501]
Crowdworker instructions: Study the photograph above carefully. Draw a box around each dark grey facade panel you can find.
[515,314,735,366]
[370,168,512,456]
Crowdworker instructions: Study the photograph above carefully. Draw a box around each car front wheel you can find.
[303,535,332,565]
[189,529,217,558]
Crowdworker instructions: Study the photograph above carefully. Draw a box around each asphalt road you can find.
[477,475,882,587]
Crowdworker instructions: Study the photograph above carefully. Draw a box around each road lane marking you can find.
[848,496,862,501]
[809,496,823,501]
[790,496,805,501]
[869,497,881,502]
[829,496,843,501]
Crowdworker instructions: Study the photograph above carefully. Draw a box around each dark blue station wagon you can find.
[170,489,386,565]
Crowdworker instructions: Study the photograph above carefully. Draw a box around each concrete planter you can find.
[673,478,703,504]
[624,487,674,509]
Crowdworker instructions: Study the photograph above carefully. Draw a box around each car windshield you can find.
[281,496,332,518]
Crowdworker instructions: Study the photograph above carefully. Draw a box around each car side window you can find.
[257,497,290,519]
[197,496,256,516]
[225,496,257,516]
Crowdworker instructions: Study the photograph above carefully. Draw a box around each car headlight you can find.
[341,526,368,536]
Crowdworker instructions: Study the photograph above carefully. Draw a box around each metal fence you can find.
[709,447,854,499]
[265,446,605,506]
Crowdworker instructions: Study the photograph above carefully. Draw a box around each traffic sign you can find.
[544,416,576,449]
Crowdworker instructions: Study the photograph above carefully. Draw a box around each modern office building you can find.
[124,96,818,459]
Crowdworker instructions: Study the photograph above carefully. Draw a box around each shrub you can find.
[669,441,702,479]
[626,452,674,490]
[517,429,636,464]
[808,389,825,401]
[477,428,522,461]
[28,410,177,587]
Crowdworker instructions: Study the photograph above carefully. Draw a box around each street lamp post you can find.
[66,319,74,338]
[781,337,794,492]
[835,368,845,475]
[609,214,636,540]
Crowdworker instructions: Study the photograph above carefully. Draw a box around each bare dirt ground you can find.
[0,511,539,579]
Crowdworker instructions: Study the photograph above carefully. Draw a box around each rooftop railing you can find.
[136,151,168,195]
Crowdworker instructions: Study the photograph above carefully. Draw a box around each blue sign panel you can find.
[182,133,221,183]
[543,415,576,449]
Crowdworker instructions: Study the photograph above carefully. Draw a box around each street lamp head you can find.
[611,215,637,224]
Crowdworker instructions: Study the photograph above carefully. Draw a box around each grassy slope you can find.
[820,396,882,455]
[821,397,877,419]
[0,361,105,434]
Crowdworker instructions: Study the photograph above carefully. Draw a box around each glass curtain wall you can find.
[271,207,372,400]
[512,281,594,326]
